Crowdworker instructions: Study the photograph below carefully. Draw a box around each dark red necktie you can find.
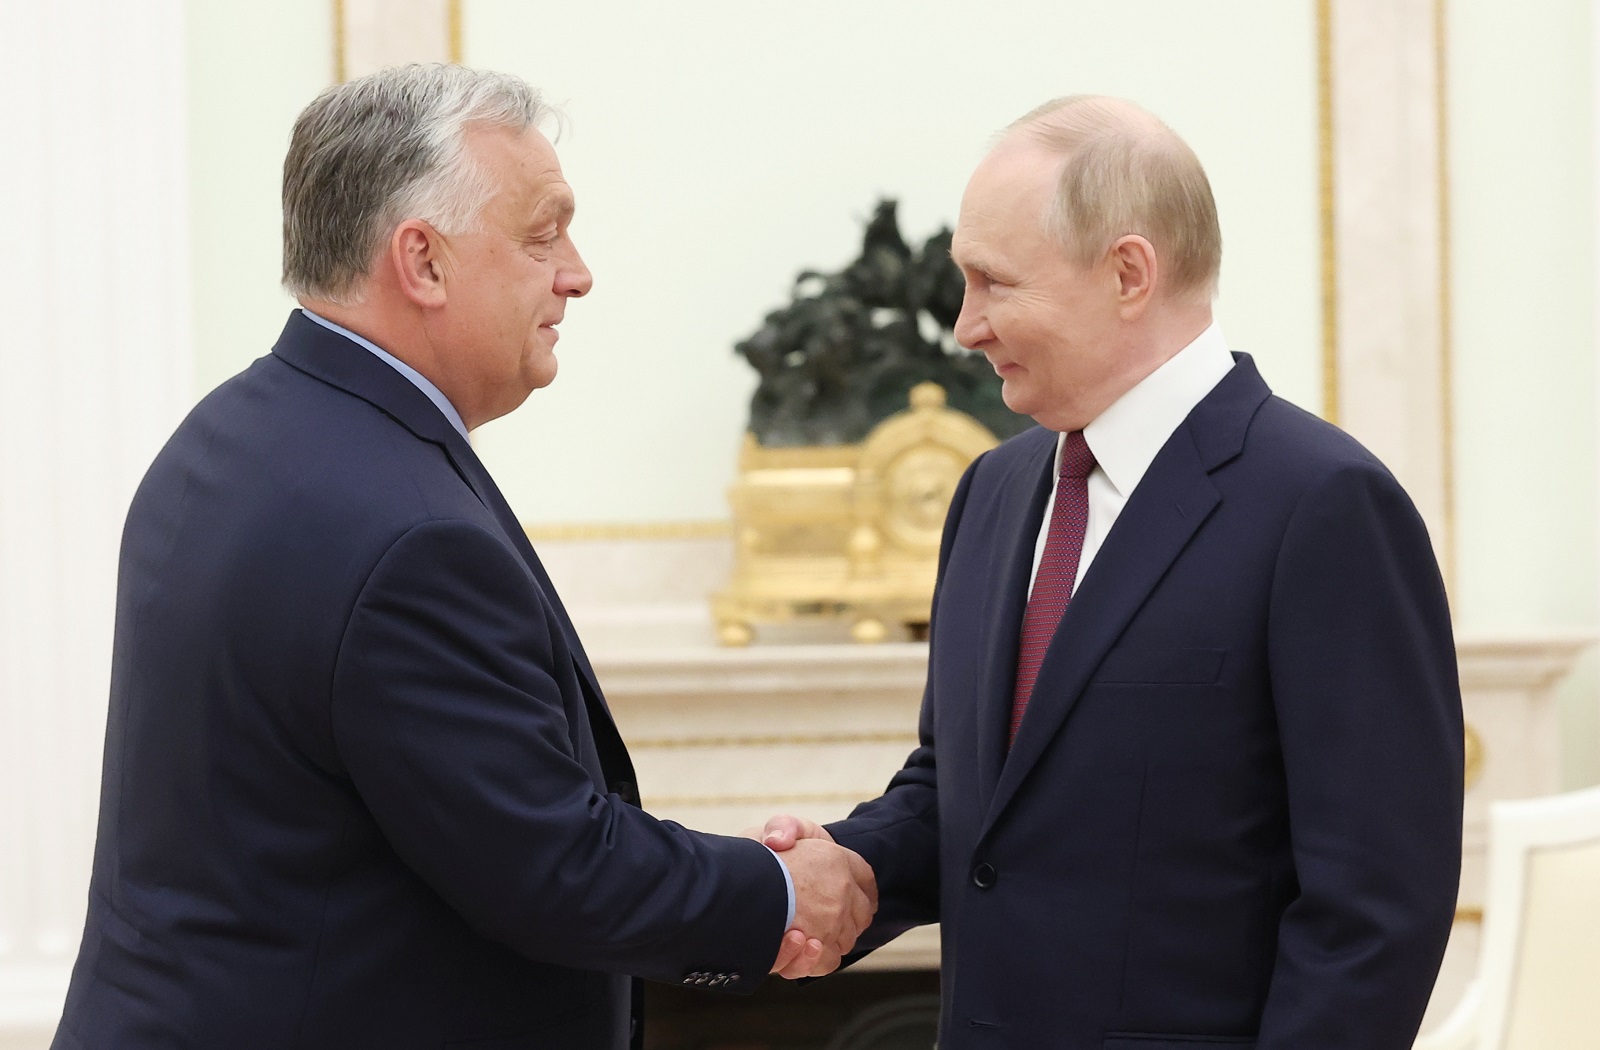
[1010,430,1096,746]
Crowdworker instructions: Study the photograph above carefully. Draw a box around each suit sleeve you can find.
[825,454,985,952]
[1259,462,1463,1048]
[329,518,789,988]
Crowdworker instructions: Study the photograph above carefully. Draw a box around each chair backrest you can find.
[1475,783,1600,1049]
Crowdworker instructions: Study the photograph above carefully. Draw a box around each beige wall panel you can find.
[1327,0,1451,562]
[337,0,453,80]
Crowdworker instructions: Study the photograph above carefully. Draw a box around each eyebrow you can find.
[951,247,1015,284]
[533,193,576,228]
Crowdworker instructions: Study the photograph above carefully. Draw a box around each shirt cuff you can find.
[764,844,797,929]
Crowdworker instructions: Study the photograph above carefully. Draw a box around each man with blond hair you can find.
[51,64,873,1050]
[764,96,1462,1049]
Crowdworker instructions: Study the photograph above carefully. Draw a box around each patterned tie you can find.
[1010,430,1096,745]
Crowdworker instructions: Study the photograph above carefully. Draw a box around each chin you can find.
[999,378,1042,418]
[524,354,559,391]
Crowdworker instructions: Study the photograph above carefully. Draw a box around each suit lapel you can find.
[270,312,629,766]
[972,431,1057,807]
[980,430,1219,838]
[441,435,609,703]
[440,438,637,785]
[977,353,1270,841]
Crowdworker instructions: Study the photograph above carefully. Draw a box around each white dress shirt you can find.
[1028,323,1235,597]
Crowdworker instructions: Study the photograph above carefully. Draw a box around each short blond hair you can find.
[1008,96,1221,302]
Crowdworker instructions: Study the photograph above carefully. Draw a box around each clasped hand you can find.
[748,815,875,980]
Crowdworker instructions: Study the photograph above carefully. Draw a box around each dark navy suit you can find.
[830,355,1463,1049]
[53,312,787,1049]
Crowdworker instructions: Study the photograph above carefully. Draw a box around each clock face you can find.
[884,445,966,552]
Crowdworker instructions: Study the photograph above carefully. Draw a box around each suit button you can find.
[611,780,638,805]
[972,862,997,889]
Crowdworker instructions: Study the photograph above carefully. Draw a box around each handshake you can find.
[749,815,877,980]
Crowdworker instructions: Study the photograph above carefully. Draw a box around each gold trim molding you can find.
[1316,0,1339,426]
[1434,0,1458,592]
[522,520,732,543]
[332,0,347,83]
[1463,721,1484,791]
[333,0,460,83]
[630,730,919,751]
[1318,0,1458,592]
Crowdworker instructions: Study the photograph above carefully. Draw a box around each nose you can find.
[952,285,990,349]
[558,241,593,299]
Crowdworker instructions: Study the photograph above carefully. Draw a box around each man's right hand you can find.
[759,814,832,852]
[766,835,876,979]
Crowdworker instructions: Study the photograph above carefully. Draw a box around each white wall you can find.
[179,0,1324,527]
[187,0,333,394]
[463,0,1321,524]
[175,0,1600,784]
[1449,0,1598,787]
[0,0,193,1036]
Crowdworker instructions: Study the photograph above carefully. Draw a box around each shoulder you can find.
[146,354,498,577]
[1224,394,1404,506]
[1250,395,1385,472]
[1231,398,1437,567]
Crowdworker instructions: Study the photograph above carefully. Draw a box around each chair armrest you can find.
[1413,980,1482,1050]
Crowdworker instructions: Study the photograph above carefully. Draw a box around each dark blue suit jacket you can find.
[53,312,787,1049]
[830,355,1463,1050]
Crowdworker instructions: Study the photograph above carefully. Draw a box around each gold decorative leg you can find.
[717,620,755,647]
[851,618,887,644]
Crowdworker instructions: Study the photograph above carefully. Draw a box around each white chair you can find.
[1415,783,1600,1049]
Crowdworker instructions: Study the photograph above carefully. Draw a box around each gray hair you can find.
[282,63,550,304]
[1008,96,1222,303]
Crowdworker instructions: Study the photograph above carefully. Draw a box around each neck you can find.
[1145,302,1214,365]
[301,295,439,378]
[300,295,477,428]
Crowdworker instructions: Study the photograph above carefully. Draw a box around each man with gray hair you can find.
[52,64,873,1050]
[763,96,1463,1048]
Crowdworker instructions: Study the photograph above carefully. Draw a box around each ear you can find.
[387,219,448,309]
[1109,234,1158,317]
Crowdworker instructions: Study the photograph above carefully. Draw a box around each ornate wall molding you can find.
[1320,0,1457,587]
[0,0,192,1036]
[334,0,460,82]
[523,520,732,543]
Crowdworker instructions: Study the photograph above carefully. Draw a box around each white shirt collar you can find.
[1069,322,1235,497]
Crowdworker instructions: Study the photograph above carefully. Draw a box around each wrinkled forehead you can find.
[471,124,575,218]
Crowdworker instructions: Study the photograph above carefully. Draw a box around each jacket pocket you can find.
[1104,1036,1255,1049]
[1093,646,1227,685]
